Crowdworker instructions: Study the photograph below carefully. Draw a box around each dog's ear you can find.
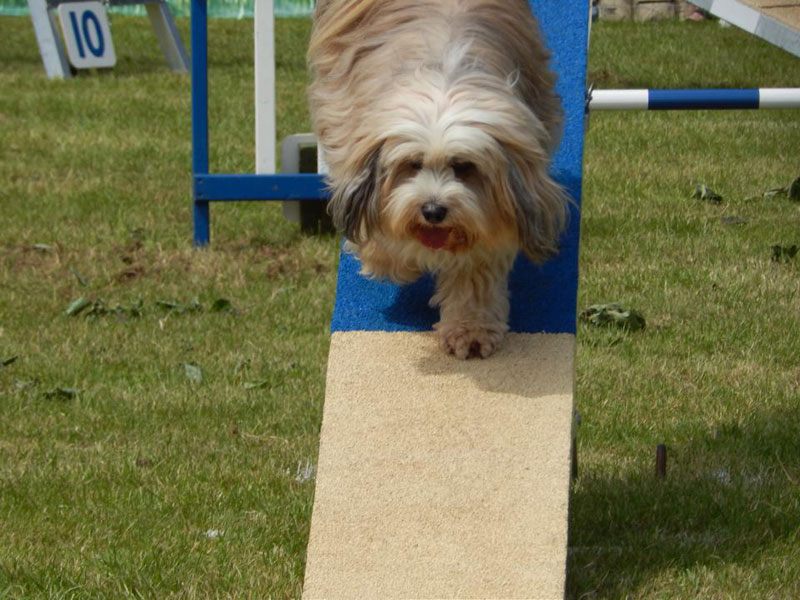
[327,147,382,243]
[507,157,570,264]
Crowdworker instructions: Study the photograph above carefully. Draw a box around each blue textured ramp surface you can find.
[331,2,588,334]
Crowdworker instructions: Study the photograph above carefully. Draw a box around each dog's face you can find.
[328,71,568,263]
[378,111,509,255]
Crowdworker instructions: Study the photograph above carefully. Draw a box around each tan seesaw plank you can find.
[303,331,575,600]
[693,0,800,56]
[741,0,800,31]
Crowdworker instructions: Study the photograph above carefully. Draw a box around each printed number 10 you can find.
[67,9,105,58]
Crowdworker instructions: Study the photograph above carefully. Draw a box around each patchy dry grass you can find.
[1,15,330,598]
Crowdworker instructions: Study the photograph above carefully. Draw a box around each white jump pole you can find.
[590,88,800,110]
[254,0,276,176]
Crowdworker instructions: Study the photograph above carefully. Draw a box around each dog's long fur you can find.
[308,0,567,359]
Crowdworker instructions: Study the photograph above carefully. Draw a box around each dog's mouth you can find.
[414,226,452,250]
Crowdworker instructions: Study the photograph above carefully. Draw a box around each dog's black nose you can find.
[421,202,448,224]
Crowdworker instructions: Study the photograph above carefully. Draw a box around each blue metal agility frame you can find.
[189,1,800,247]
[190,0,590,334]
[190,0,326,247]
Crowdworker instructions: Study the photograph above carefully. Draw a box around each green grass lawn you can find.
[1,13,799,599]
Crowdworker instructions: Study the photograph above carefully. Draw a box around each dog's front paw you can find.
[436,323,505,359]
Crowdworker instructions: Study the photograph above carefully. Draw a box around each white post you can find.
[254,0,277,175]
[144,1,190,74]
[28,0,71,79]
[317,146,328,174]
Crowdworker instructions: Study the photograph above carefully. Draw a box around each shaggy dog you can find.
[308,0,567,359]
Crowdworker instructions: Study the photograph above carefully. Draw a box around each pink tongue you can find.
[417,227,450,250]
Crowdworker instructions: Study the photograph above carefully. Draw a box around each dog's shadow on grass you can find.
[567,406,800,598]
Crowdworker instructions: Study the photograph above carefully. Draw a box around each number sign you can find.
[57,2,116,69]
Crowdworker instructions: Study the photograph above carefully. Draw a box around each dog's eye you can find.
[409,159,423,171]
[451,160,476,180]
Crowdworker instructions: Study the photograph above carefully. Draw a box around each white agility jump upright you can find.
[191,1,799,246]
[301,3,590,598]
[254,0,276,176]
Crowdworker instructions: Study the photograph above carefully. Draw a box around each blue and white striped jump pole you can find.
[589,87,800,110]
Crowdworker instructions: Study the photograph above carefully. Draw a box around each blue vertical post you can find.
[191,0,210,246]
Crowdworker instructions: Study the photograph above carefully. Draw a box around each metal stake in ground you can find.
[656,443,667,479]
